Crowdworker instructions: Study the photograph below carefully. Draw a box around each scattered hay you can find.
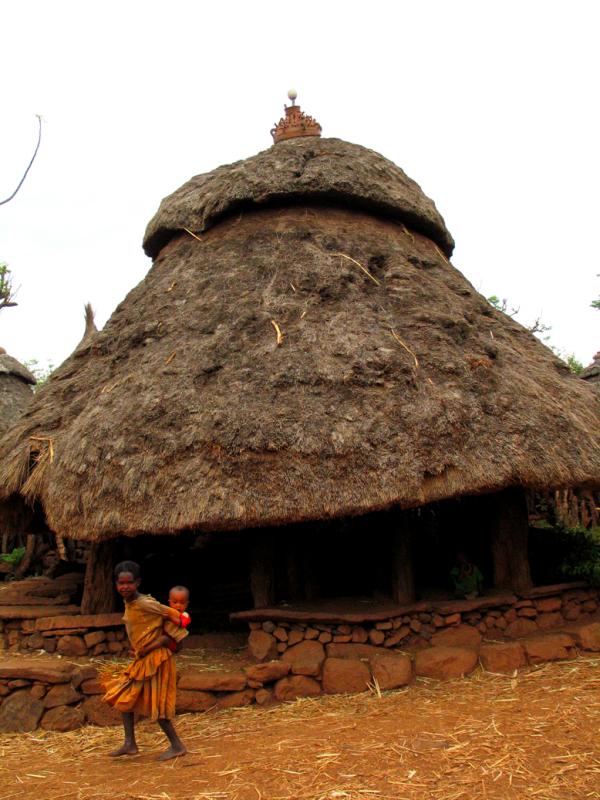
[270,320,284,346]
[389,329,419,370]
[2,657,600,799]
[183,228,204,243]
[332,252,381,286]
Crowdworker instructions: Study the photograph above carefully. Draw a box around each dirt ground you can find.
[1,656,599,800]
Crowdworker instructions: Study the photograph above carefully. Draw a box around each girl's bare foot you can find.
[157,744,187,761]
[109,743,139,757]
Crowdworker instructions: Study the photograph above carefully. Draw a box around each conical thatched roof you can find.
[0,350,35,438]
[0,137,599,541]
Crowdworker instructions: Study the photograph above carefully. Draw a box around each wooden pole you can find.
[391,514,416,604]
[250,531,275,608]
[14,534,37,578]
[490,488,532,595]
[81,540,118,614]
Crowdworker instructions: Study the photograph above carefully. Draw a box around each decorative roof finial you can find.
[271,91,322,144]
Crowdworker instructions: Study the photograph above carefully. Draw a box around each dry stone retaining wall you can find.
[0,611,128,657]
[241,586,600,660]
[1,621,600,733]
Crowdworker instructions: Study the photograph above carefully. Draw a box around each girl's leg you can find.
[156,718,187,760]
[109,712,139,756]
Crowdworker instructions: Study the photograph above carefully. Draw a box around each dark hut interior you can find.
[103,486,534,633]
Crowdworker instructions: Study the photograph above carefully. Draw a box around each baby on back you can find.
[164,585,191,652]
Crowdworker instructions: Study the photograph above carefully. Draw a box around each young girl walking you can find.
[102,561,188,760]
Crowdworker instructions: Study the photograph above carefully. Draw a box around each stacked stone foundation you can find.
[236,584,600,660]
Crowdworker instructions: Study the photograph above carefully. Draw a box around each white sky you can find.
[1,0,598,371]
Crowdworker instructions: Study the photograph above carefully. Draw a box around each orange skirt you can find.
[102,647,176,721]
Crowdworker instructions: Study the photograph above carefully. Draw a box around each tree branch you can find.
[0,115,43,206]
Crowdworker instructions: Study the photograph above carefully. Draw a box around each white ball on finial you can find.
[287,88,298,102]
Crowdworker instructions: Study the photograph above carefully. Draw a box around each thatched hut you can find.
[1,98,599,621]
[0,348,35,557]
[0,348,35,438]
[582,352,600,392]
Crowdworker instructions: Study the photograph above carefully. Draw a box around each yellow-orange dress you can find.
[102,594,179,720]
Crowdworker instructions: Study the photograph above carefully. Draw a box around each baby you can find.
[164,585,191,652]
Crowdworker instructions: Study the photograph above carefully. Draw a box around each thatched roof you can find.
[0,137,599,541]
[0,351,35,438]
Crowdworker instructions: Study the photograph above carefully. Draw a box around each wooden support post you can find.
[490,488,532,595]
[81,540,118,614]
[250,531,275,608]
[14,534,37,578]
[391,516,416,604]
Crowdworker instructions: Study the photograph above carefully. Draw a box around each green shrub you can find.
[530,522,600,585]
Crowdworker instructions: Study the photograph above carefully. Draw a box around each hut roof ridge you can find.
[143,137,454,260]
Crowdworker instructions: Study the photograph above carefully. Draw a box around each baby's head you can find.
[168,585,190,613]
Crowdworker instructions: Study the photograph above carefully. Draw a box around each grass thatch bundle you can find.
[0,137,598,541]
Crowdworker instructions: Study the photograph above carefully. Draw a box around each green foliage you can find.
[0,262,16,310]
[565,354,584,375]
[24,359,54,388]
[531,520,600,585]
[558,525,600,584]
[0,546,26,567]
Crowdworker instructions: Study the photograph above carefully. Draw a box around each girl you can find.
[103,560,187,760]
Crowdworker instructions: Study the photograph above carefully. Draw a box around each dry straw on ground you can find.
[1,657,599,800]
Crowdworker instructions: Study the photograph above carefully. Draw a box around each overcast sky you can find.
[1,0,598,373]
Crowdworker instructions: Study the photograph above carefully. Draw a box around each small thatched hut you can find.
[0,348,36,556]
[582,352,600,392]
[1,99,599,619]
[0,348,35,438]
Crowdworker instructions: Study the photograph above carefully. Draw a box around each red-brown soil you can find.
[1,656,599,800]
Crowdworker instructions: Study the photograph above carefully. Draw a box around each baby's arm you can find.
[138,595,183,625]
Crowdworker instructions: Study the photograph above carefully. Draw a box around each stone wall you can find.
[240,585,600,660]
[0,611,128,657]
[2,583,598,660]
[2,620,600,733]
